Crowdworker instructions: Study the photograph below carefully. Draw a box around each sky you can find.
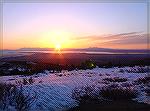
[3,2,148,49]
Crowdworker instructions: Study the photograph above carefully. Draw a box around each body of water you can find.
[0,50,147,58]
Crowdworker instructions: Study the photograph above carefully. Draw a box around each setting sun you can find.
[40,30,72,49]
[55,44,61,51]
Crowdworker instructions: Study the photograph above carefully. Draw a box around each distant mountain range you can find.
[15,47,149,53]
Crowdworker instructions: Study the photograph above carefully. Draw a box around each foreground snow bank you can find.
[0,66,150,111]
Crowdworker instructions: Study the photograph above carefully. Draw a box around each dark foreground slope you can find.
[68,100,150,111]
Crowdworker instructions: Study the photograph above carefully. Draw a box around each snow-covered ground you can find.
[0,66,150,111]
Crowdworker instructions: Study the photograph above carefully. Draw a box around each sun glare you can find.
[49,30,71,48]
[41,30,73,49]
[55,44,61,51]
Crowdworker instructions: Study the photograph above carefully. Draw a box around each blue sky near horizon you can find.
[3,2,148,49]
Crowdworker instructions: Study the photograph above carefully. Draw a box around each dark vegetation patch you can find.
[145,88,150,96]
[71,86,98,105]
[15,77,35,85]
[100,85,137,101]
[120,82,134,87]
[135,76,150,84]
[119,66,150,73]
[103,77,128,82]
[68,100,150,111]
[0,60,97,76]
[72,84,138,102]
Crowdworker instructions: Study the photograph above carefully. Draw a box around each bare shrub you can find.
[100,84,138,101]
[0,83,36,111]
[121,82,134,88]
[16,77,35,86]
[0,83,15,109]
[28,77,35,84]
[72,84,137,104]
[71,85,116,107]
[23,78,29,85]
[72,85,101,105]
[145,88,150,96]
[135,76,150,84]
[14,86,36,111]
[103,77,127,82]
[122,66,150,73]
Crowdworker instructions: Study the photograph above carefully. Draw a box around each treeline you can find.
[0,59,149,76]
[0,60,97,76]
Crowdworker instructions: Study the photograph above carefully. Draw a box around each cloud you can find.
[73,32,148,45]
[102,33,148,45]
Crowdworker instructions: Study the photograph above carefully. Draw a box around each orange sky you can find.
[2,3,148,50]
